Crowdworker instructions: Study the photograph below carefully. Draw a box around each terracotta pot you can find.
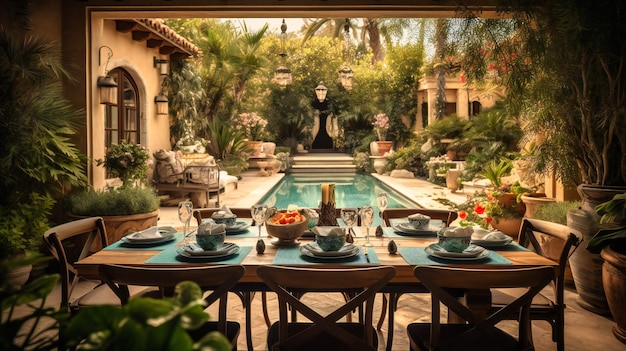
[567,184,626,315]
[601,243,626,344]
[72,210,159,252]
[490,216,523,240]
[521,193,556,218]
[496,192,526,216]
[370,141,393,156]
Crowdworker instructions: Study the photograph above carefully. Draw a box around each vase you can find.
[490,216,523,239]
[445,169,461,193]
[567,184,626,315]
[6,263,32,288]
[601,243,626,344]
[248,141,264,157]
[370,141,393,156]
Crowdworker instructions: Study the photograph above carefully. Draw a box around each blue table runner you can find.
[103,232,184,250]
[397,247,512,265]
[145,245,252,265]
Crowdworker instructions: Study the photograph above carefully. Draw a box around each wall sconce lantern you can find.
[315,82,328,103]
[155,93,169,115]
[273,19,292,87]
[153,56,169,76]
[97,46,117,104]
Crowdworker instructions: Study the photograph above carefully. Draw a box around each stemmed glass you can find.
[340,207,359,239]
[376,191,388,226]
[360,205,375,247]
[177,201,193,244]
[251,204,269,240]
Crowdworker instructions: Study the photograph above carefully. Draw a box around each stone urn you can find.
[370,141,393,156]
[248,141,264,157]
[567,184,626,315]
[601,242,626,344]
[521,193,556,218]
[445,169,461,193]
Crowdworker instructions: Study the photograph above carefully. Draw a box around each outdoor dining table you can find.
[74,225,557,351]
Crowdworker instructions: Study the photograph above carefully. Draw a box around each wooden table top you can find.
[75,227,557,285]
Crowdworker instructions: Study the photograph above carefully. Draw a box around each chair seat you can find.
[407,323,520,351]
[491,287,555,309]
[188,320,240,349]
[268,322,378,351]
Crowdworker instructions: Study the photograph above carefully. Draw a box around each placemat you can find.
[145,245,252,265]
[104,232,184,250]
[397,247,512,265]
[272,246,380,265]
[384,220,443,238]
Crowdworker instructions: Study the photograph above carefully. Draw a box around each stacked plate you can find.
[471,231,514,248]
[392,220,442,236]
[177,242,240,259]
[120,226,177,246]
[225,221,250,234]
[425,243,490,261]
[300,242,360,259]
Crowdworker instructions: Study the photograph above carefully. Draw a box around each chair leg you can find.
[377,293,388,330]
[386,292,400,351]
[243,291,254,351]
[261,292,272,328]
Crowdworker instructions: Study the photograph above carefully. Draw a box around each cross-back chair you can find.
[42,217,146,313]
[408,265,554,351]
[379,208,459,351]
[489,218,582,351]
[99,264,245,349]
[257,265,396,351]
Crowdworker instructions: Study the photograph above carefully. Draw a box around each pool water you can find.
[258,173,418,226]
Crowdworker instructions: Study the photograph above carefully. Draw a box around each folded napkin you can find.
[211,205,235,218]
[312,226,344,236]
[197,222,226,235]
[471,227,490,240]
[303,243,357,255]
[440,226,473,237]
[131,226,160,239]
[483,231,510,241]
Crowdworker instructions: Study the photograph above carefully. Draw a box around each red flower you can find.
[474,204,485,215]
[460,74,466,83]
[485,217,492,223]
[487,195,493,201]
[459,210,467,219]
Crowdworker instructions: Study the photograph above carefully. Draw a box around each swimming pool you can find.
[258,173,418,226]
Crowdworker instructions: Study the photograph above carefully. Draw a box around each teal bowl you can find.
[437,233,471,253]
[196,233,226,251]
[316,233,346,252]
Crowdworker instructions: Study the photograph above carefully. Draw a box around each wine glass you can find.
[360,205,375,247]
[177,201,193,243]
[376,191,388,225]
[340,207,359,238]
[251,204,269,239]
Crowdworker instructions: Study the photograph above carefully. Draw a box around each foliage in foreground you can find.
[68,187,160,216]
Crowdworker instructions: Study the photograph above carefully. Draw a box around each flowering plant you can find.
[372,113,390,141]
[455,189,525,229]
[175,120,208,153]
[233,112,268,140]
[96,140,151,187]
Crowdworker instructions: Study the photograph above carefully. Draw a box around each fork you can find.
[364,247,371,263]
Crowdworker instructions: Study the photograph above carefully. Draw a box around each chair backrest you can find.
[42,217,109,311]
[193,207,254,226]
[99,264,245,334]
[382,208,458,227]
[414,265,554,350]
[518,218,582,303]
[257,265,395,351]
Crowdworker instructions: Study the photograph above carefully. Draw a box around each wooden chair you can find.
[99,264,245,350]
[257,265,396,351]
[42,217,147,312]
[382,208,458,227]
[408,265,554,351]
[379,208,458,351]
[489,218,582,351]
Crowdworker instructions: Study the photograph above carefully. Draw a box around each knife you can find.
[364,247,371,263]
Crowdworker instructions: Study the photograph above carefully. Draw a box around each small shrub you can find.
[69,187,160,216]
[534,201,581,225]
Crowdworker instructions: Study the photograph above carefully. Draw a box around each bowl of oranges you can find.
[266,209,308,246]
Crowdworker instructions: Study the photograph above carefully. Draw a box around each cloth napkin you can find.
[211,205,234,218]
[131,226,160,239]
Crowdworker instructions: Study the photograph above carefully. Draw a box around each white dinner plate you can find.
[177,243,240,259]
[300,243,359,259]
[471,237,513,248]
[226,221,251,234]
[392,222,440,236]
[123,227,176,243]
[120,235,176,245]
[425,243,490,261]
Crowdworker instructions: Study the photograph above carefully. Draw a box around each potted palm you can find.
[69,141,160,248]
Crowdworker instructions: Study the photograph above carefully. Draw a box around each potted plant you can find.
[70,141,160,247]
[586,193,626,344]
[370,112,392,156]
[233,112,268,157]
